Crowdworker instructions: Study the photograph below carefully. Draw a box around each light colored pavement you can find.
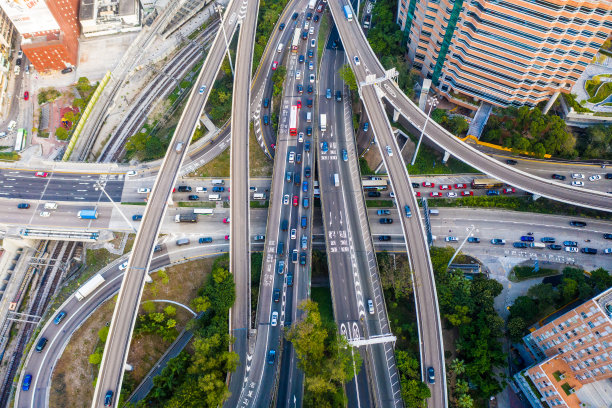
[89,0,244,405]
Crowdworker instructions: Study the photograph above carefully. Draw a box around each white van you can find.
[208,194,221,201]
[429,209,439,216]
[211,179,225,186]
[44,202,58,210]
[253,193,267,200]
[277,42,284,53]
[306,111,312,123]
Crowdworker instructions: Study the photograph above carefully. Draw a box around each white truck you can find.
[75,274,105,301]
[320,114,327,131]
[333,173,340,187]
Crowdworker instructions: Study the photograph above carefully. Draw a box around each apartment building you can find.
[397,0,612,109]
[0,6,14,117]
[517,288,612,408]
[0,0,80,71]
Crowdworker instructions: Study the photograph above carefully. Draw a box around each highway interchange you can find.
[4,0,612,408]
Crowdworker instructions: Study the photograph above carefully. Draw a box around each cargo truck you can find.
[175,213,198,223]
[78,209,98,219]
[75,274,105,300]
[529,242,545,249]
[320,114,327,131]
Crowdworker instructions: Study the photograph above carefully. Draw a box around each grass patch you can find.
[317,11,331,62]
[189,146,230,177]
[426,195,612,220]
[251,252,262,320]
[250,200,269,208]
[553,371,563,381]
[365,199,394,208]
[121,202,147,206]
[249,122,273,177]
[588,81,612,103]
[0,152,20,161]
[509,265,559,282]
[561,383,572,396]
[311,286,334,329]
[408,140,479,175]
[177,201,216,208]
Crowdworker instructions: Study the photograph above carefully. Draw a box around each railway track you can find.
[0,241,75,407]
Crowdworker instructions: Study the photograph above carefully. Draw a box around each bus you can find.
[308,0,316,9]
[193,208,214,215]
[289,105,298,136]
[14,128,26,152]
[471,178,504,189]
[291,27,300,53]
[362,179,388,191]
[343,5,353,21]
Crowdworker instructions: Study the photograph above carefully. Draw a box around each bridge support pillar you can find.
[542,91,560,114]
[392,108,400,122]
[531,194,541,201]
[145,274,153,283]
[441,151,450,164]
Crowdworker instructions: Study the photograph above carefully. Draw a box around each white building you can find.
[79,0,141,38]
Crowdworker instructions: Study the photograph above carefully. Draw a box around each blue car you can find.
[321,142,328,153]
[268,349,276,365]
[520,236,534,242]
[342,149,348,162]
[486,189,500,196]
[132,214,142,221]
[212,186,225,192]
[363,122,369,131]
[302,181,308,192]
[54,311,67,324]
[299,54,305,63]
[513,242,528,248]
[22,374,32,391]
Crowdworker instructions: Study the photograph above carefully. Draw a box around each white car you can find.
[283,194,290,205]
[291,228,297,239]
[198,85,206,94]
[445,236,458,242]
[308,61,314,71]
[367,299,374,315]
[271,311,278,326]
[589,174,601,182]
[295,70,301,80]
[39,211,50,217]
[604,248,612,254]
[304,21,309,30]
[571,173,584,179]
[137,188,151,194]
[571,181,584,187]
[309,26,314,35]
[288,151,295,163]
[310,39,316,48]
[309,73,315,83]
[565,246,578,253]
[447,192,457,198]
[126,170,137,177]
[298,132,304,143]
[354,56,360,66]
[119,261,128,270]
[385,145,393,156]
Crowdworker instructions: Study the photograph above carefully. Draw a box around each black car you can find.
[199,237,212,244]
[506,159,518,165]
[299,54,305,63]
[300,252,306,265]
[279,23,285,31]
[307,99,313,107]
[292,12,298,20]
[569,220,587,227]
[306,12,312,20]
[335,90,342,101]
[304,167,311,178]
[548,244,563,250]
[307,85,313,94]
[15,58,21,66]
[253,235,265,241]
[177,185,191,192]
[273,289,280,302]
[308,49,314,58]
[188,195,199,201]
[379,218,393,224]
[17,203,30,209]
[61,67,73,74]
[132,214,142,221]
[541,237,556,243]
[551,174,566,180]
[297,84,303,94]
[513,242,528,248]
[467,237,480,243]
[604,233,612,240]
[104,390,113,407]
[411,183,420,188]
[368,191,381,197]
[427,367,435,384]
[35,337,48,352]
[378,235,391,241]
[306,126,312,136]
[263,98,269,108]
[606,173,612,180]
[313,14,319,22]
[302,31,308,40]
[281,219,288,230]
[581,247,598,254]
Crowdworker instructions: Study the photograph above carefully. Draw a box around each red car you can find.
[430,192,442,197]
[271,61,278,71]
[422,181,435,188]
[271,143,276,150]
[503,187,516,194]
[24,91,29,100]
[316,4,324,12]
[454,183,467,189]
[293,195,298,206]
[461,191,474,196]
[296,100,302,109]
[225,235,230,240]
[415,192,421,197]
[223,218,230,224]
[439,184,452,190]
[34,172,48,178]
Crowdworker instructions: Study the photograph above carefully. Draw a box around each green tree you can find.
[507,317,527,342]
[527,283,560,305]
[509,296,537,321]
[271,65,287,97]
[54,127,69,140]
[339,64,357,92]
[448,116,469,136]
[89,352,102,365]
[98,326,109,342]
[164,305,176,317]
[191,296,211,313]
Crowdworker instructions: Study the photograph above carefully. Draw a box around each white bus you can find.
[308,0,316,9]
[211,179,225,186]
[291,27,301,53]
[193,208,214,215]
[208,194,221,201]
[14,128,26,152]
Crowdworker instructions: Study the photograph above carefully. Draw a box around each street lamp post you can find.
[447,225,475,270]
[94,181,138,233]
[410,96,438,166]
[216,2,234,76]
